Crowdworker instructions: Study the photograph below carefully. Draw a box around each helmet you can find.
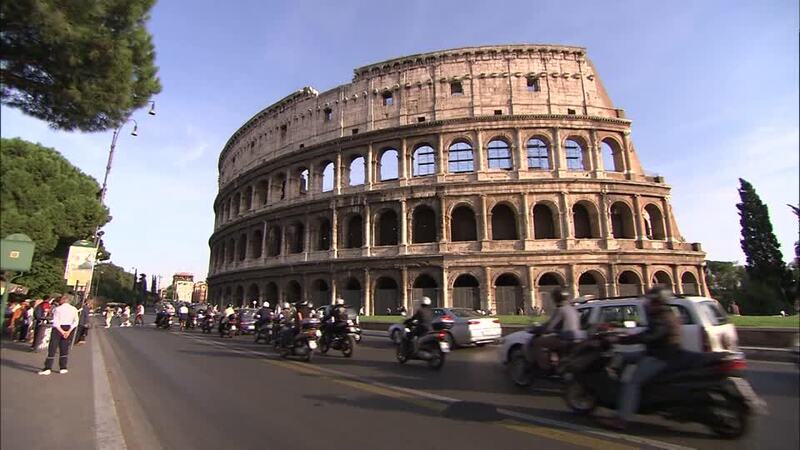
[283,302,290,309]
[551,289,570,305]
[226,304,233,308]
[308,302,314,308]
[335,298,345,305]
[263,301,270,308]
[421,296,432,307]
[646,287,670,305]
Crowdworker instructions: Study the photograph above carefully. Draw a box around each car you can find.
[237,308,258,334]
[388,307,502,348]
[499,295,739,365]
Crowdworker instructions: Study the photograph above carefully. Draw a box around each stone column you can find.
[436,134,445,175]
[250,185,257,211]
[698,264,709,296]
[438,195,448,244]
[552,128,564,172]
[622,131,634,176]
[642,264,652,291]
[480,194,490,243]
[633,194,646,244]
[400,138,408,181]
[363,269,372,315]
[335,151,342,195]
[521,193,531,241]
[261,221,268,262]
[279,224,286,262]
[441,266,450,308]
[303,215,311,261]
[600,193,610,248]
[483,266,493,312]
[672,266,683,294]
[266,179,272,205]
[363,202,371,256]
[331,202,339,259]
[589,129,601,174]
[475,129,485,172]
[527,266,538,310]
[609,264,619,296]
[330,277,338,304]
[559,191,572,249]
[366,143,374,189]
[285,168,292,200]
[401,266,409,311]
[399,199,408,254]
[239,190,247,214]
[661,197,675,244]
[569,265,579,299]
[515,128,526,172]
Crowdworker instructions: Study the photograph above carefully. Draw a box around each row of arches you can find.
[216,131,630,227]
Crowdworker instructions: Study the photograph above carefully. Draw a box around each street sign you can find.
[1,233,35,272]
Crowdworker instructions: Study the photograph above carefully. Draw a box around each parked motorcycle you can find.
[396,318,453,370]
[319,319,358,357]
[275,318,321,362]
[561,332,766,439]
[219,313,239,338]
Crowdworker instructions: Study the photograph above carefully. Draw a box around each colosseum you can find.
[207,44,706,315]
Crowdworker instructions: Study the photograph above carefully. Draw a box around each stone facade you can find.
[207,44,706,314]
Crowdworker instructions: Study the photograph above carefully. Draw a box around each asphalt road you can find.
[99,317,799,450]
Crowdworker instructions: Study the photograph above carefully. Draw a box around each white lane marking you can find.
[173,332,693,450]
[93,331,128,450]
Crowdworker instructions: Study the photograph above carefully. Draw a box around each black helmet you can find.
[551,289,570,305]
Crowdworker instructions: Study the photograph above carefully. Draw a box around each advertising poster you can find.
[64,240,98,289]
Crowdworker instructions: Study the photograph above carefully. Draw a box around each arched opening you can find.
[256,180,269,207]
[227,238,235,263]
[448,141,474,173]
[349,155,365,186]
[271,174,287,202]
[287,221,305,254]
[564,139,586,171]
[537,273,565,314]
[412,205,437,243]
[374,277,400,314]
[376,209,399,246]
[246,283,260,306]
[644,204,666,240]
[610,202,636,239]
[495,273,523,315]
[652,271,672,291]
[243,186,253,211]
[452,274,481,310]
[267,225,282,257]
[298,168,310,195]
[601,138,624,172]
[618,271,643,296]
[231,193,241,216]
[222,202,229,222]
[265,282,278,303]
[321,161,335,192]
[251,229,263,259]
[526,138,550,170]
[233,286,245,307]
[411,273,439,309]
[681,272,699,295]
[491,204,518,240]
[237,234,247,261]
[487,139,512,170]
[573,201,600,239]
[450,205,477,242]
[316,218,331,251]
[533,203,558,239]
[578,271,605,299]
[379,148,399,181]
[311,279,330,306]
[342,278,362,313]
[412,144,436,177]
[224,286,232,305]
[345,214,363,248]
[285,281,302,303]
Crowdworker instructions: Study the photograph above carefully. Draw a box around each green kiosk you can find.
[1,233,35,330]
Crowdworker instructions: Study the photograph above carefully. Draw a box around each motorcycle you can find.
[200,313,215,334]
[320,319,358,357]
[254,313,275,344]
[157,313,174,330]
[396,318,453,370]
[219,314,239,338]
[561,331,766,439]
[508,325,577,387]
[275,318,321,362]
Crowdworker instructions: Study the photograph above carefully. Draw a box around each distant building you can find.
[173,272,194,302]
[192,281,208,304]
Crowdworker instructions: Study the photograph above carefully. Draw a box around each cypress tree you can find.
[737,178,787,290]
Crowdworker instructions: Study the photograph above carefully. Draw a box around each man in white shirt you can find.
[39,295,79,375]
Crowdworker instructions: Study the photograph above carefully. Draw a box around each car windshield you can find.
[697,301,729,326]
[239,309,256,319]
[449,308,483,318]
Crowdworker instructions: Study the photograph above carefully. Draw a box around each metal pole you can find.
[99,126,121,205]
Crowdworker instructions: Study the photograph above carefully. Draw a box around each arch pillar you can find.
[441,266,450,308]
[438,195,448,246]
[475,129,486,172]
[515,128,526,172]
[363,269,372,315]
[483,266,493,312]
[600,193,611,248]
[303,215,311,261]
[330,202,339,258]
[399,138,409,181]
[609,264,619,296]
[399,199,408,254]
[559,191,572,249]
[521,193,532,245]
[401,267,409,311]
[363,202,372,257]
[479,194,489,245]
[633,194,646,245]
[662,197,676,245]
[642,264,652,291]
[622,131,635,178]
[527,266,538,309]
[366,143,374,189]
[569,265,579,299]
[335,151,342,195]
[553,128,565,173]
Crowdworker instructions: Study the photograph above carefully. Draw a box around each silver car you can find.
[388,308,502,348]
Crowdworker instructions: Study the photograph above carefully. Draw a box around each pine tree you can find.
[132,268,138,291]
[737,179,788,304]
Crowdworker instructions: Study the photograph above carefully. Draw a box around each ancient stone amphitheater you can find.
[207,44,706,314]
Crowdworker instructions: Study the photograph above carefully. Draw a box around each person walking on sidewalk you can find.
[38,295,79,375]
[75,300,91,344]
[134,303,145,326]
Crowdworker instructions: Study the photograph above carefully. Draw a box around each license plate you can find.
[439,342,450,353]
[308,341,318,349]
[248,325,255,330]
[349,327,358,333]
[231,326,237,330]
[731,378,767,414]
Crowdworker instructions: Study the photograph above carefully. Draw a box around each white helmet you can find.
[283,302,290,309]
[263,301,270,308]
[335,297,344,305]
[421,296,432,306]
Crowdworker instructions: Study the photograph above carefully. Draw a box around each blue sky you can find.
[2,0,798,282]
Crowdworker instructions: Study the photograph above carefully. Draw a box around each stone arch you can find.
[411,273,439,309]
[681,272,699,295]
[344,213,363,248]
[267,224,282,256]
[564,136,589,171]
[231,192,241,216]
[315,217,331,251]
[285,280,302,302]
[572,200,601,239]
[578,270,606,299]
[251,229,263,259]
[600,137,625,172]
[448,140,474,173]
[243,186,253,211]
[246,283,260,305]
[450,204,477,242]
[234,285,245,307]
[486,137,513,170]
[491,203,518,240]
[265,282,279,303]
[237,233,247,261]
[348,154,366,186]
[412,143,436,177]
[525,135,551,170]
[537,272,566,314]
[271,173,287,202]
[375,208,399,246]
[412,204,437,243]
[379,148,399,181]
[287,221,305,254]
[374,277,400,314]
[644,203,666,240]
[652,270,672,290]
[618,270,643,296]
[342,277,362,313]
[532,202,559,239]
[610,201,636,239]
[452,274,481,310]
[311,279,330,306]
[320,160,335,192]
[494,273,523,315]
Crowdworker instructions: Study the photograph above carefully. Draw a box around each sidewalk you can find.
[1,334,96,450]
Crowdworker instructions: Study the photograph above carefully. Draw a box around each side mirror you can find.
[623,320,637,329]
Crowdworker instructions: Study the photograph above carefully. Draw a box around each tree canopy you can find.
[0,0,162,132]
[1,137,110,296]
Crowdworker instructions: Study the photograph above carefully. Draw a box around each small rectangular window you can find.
[526,77,540,92]
[450,81,464,96]
[382,92,393,106]
[417,116,426,123]
[299,144,304,149]
[324,108,333,122]
[352,128,359,135]
[567,108,576,115]
[494,109,502,116]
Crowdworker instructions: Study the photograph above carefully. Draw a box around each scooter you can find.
[396,318,453,370]
[274,318,321,362]
[508,325,577,387]
[157,313,174,330]
[219,314,239,338]
[319,319,358,357]
[200,314,215,334]
[561,332,766,439]
[254,313,275,344]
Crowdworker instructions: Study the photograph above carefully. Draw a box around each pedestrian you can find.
[17,301,32,342]
[729,301,740,316]
[8,301,23,339]
[121,305,131,327]
[31,298,51,351]
[38,294,79,375]
[104,305,113,328]
[75,300,91,344]
[134,303,145,326]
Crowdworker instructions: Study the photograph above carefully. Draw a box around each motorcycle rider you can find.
[526,289,580,372]
[403,297,434,353]
[602,286,682,430]
[322,298,348,337]
[255,301,273,332]
[178,302,189,328]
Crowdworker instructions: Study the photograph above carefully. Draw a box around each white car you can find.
[388,307,502,348]
[499,296,739,364]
